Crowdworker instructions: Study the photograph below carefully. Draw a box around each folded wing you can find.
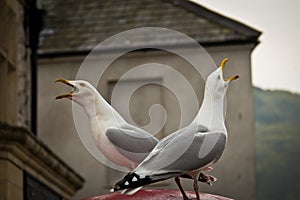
[106,125,159,163]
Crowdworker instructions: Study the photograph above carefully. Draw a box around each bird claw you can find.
[198,173,217,185]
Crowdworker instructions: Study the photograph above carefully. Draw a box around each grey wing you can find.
[135,124,210,172]
[163,131,227,172]
[106,126,159,163]
[136,129,226,175]
[153,124,208,151]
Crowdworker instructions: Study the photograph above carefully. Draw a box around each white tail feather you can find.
[122,186,143,195]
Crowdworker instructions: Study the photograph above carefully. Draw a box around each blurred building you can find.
[37,0,261,199]
[0,0,83,199]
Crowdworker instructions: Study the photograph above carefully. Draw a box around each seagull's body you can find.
[111,58,239,200]
[56,80,159,170]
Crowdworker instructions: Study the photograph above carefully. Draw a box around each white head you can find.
[205,58,239,99]
[55,79,98,106]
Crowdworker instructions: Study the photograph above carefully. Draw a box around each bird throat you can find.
[192,90,226,132]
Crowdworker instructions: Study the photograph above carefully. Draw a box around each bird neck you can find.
[192,87,226,132]
[81,90,125,124]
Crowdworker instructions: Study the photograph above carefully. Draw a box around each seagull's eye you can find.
[217,75,221,80]
[80,83,86,87]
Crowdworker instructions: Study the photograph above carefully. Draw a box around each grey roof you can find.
[38,0,261,55]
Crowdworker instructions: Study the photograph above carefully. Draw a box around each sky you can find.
[190,0,300,94]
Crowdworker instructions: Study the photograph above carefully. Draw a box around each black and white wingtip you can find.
[111,172,149,193]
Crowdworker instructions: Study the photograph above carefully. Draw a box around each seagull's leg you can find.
[193,178,200,200]
[175,177,189,200]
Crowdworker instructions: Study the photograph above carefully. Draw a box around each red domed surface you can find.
[83,189,233,200]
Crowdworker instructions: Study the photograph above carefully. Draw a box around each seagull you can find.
[111,58,239,200]
[55,79,216,184]
[55,79,159,170]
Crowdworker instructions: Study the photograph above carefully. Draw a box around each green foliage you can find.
[255,87,300,200]
[255,87,300,124]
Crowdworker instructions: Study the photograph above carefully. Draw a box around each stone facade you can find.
[17,1,31,129]
[0,0,84,199]
[0,122,84,200]
[0,0,31,128]
[0,0,19,126]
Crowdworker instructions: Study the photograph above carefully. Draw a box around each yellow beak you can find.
[55,79,76,99]
[220,58,229,72]
[219,58,239,82]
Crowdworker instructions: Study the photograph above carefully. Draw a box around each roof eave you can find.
[171,0,262,40]
[38,38,260,59]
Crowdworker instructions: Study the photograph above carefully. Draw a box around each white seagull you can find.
[55,79,159,170]
[111,58,239,200]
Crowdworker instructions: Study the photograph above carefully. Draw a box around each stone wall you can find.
[17,1,31,129]
[0,0,18,125]
[0,122,84,200]
[0,0,31,128]
[0,1,85,199]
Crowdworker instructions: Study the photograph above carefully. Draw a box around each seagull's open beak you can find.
[219,58,239,82]
[55,79,79,99]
